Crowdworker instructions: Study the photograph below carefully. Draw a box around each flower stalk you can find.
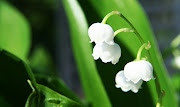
[156,90,165,107]
[102,11,144,43]
[114,28,134,37]
[102,11,163,105]
[101,11,121,24]
[136,42,151,61]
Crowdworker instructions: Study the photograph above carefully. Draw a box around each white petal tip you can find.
[132,91,138,93]
[112,60,119,65]
[115,84,120,88]
[112,63,116,65]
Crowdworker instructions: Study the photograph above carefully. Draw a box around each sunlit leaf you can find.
[25,83,83,107]
[35,74,81,103]
[0,1,31,60]
[62,0,112,106]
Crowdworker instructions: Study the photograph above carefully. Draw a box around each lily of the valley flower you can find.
[88,23,115,45]
[92,42,121,64]
[124,60,154,83]
[115,71,143,93]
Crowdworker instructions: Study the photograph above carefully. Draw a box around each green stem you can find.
[136,43,151,60]
[27,80,36,92]
[102,11,144,43]
[156,90,165,107]
[118,12,162,100]
[101,11,121,24]
[102,11,162,101]
[120,14,144,43]
[114,28,134,37]
[24,61,38,91]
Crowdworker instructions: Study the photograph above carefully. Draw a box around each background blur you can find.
[5,0,180,96]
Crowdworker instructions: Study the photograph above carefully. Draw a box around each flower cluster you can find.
[115,60,154,93]
[88,23,121,64]
[88,11,154,93]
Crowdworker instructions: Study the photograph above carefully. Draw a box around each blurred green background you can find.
[0,0,180,106]
[4,0,180,93]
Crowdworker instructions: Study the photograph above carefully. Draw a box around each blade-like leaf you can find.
[171,73,180,106]
[25,83,83,107]
[62,0,112,106]
[0,1,31,60]
[0,50,32,106]
[78,0,178,107]
[35,74,81,103]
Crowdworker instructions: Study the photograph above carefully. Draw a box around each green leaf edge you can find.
[62,0,112,107]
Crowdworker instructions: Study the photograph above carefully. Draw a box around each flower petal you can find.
[88,23,114,44]
[115,71,143,93]
[124,60,154,83]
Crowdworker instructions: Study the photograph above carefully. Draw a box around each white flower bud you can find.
[124,60,154,83]
[115,71,143,93]
[88,23,114,45]
[92,42,121,64]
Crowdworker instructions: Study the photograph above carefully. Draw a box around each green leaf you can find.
[0,49,33,106]
[25,83,83,107]
[78,0,178,107]
[62,0,112,107]
[29,46,81,103]
[0,1,31,60]
[35,74,81,104]
[171,73,180,106]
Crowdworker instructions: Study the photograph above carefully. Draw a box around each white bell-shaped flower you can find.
[92,42,121,64]
[115,71,143,93]
[124,60,154,83]
[88,23,114,45]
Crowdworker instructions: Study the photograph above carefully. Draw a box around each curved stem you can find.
[101,11,121,24]
[136,43,151,60]
[115,11,162,101]
[102,11,144,43]
[120,15,144,44]
[27,80,36,92]
[117,12,162,99]
[102,11,162,100]
[114,28,134,37]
